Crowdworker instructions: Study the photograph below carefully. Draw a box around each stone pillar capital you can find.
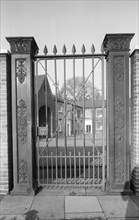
[6,37,39,56]
[102,33,134,55]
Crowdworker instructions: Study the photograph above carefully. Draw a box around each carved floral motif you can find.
[115,157,124,184]
[18,159,28,183]
[6,37,39,55]
[11,39,31,53]
[16,59,27,84]
[114,57,124,81]
[114,97,124,143]
[103,34,134,54]
[17,99,27,144]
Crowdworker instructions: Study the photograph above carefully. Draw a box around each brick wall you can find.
[0,52,13,194]
[130,49,139,195]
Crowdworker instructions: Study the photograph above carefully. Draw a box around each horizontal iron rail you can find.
[38,155,103,159]
[39,183,103,187]
[35,53,106,60]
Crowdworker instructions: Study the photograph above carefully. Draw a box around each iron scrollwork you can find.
[17,99,27,145]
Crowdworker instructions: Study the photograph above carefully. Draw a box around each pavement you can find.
[0,189,139,220]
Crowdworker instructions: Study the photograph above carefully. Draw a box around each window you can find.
[96,119,102,131]
[58,103,63,112]
[96,109,102,117]
[76,109,80,119]
[58,119,62,132]
[86,125,91,133]
[85,109,92,118]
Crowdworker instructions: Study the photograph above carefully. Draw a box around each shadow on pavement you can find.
[25,209,39,220]
[121,174,139,219]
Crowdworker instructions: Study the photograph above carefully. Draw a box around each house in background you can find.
[56,96,83,137]
[79,99,106,134]
[36,75,83,138]
[36,75,106,138]
[35,75,54,137]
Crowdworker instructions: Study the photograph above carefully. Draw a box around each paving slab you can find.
[65,196,104,219]
[130,195,139,207]
[0,215,25,220]
[65,212,106,219]
[65,196,102,213]
[37,188,86,196]
[0,195,4,202]
[106,218,139,220]
[31,195,64,219]
[0,195,34,215]
[98,195,139,219]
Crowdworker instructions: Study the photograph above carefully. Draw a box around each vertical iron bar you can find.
[82,56,85,185]
[92,57,95,151]
[54,57,58,184]
[101,57,105,191]
[60,152,62,180]
[88,152,90,184]
[92,55,95,139]
[36,60,40,186]
[98,152,99,184]
[51,152,53,183]
[63,57,67,184]
[92,57,95,187]
[44,58,48,147]
[93,148,95,186]
[42,157,44,184]
[79,152,81,181]
[70,152,71,183]
[44,58,49,184]
[73,56,76,183]
[46,157,49,184]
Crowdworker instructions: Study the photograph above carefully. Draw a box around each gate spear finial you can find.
[91,44,95,54]
[43,45,48,55]
[72,44,76,54]
[62,45,67,54]
[81,44,86,54]
[53,45,57,55]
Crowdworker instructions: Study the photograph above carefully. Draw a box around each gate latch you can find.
[36,126,48,136]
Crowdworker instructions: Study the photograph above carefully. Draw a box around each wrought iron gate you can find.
[35,44,106,191]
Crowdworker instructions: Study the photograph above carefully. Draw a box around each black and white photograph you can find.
[0,0,139,219]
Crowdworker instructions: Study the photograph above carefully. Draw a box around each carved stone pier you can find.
[6,37,39,195]
[103,34,134,192]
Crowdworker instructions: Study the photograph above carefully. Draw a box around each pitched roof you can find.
[35,75,45,92]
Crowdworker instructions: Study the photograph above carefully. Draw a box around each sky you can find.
[0,0,139,91]
[1,0,138,53]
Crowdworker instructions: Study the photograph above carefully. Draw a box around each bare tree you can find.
[59,76,101,100]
